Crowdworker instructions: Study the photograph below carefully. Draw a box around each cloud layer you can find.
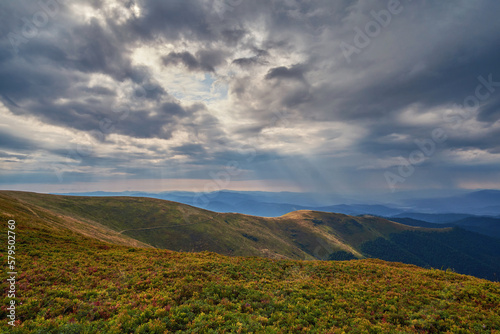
[1,0,500,196]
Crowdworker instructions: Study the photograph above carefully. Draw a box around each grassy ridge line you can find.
[2,190,499,281]
[0,191,428,260]
[0,210,499,333]
[0,192,152,248]
[5,190,499,280]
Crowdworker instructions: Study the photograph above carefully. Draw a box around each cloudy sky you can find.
[1,0,500,197]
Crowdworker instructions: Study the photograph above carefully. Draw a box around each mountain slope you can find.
[451,216,500,238]
[361,229,500,281]
[388,215,500,239]
[390,212,474,223]
[0,191,426,259]
[386,217,452,229]
[0,191,150,248]
[1,191,499,280]
[1,193,499,333]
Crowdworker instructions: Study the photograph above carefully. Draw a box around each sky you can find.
[1,0,500,199]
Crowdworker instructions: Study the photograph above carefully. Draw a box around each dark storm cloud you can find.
[172,143,206,156]
[477,97,500,123]
[0,132,36,151]
[339,3,500,119]
[162,52,201,71]
[71,18,134,81]
[0,52,74,103]
[125,0,214,41]
[232,48,269,67]
[162,49,227,73]
[114,102,192,139]
[1,0,500,191]
[232,56,268,67]
[233,1,500,160]
[232,56,260,67]
[132,83,166,101]
[265,65,306,82]
[0,1,199,142]
[323,43,500,123]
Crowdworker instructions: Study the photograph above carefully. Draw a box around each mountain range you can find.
[55,189,500,215]
[4,191,499,281]
[55,189,500,239]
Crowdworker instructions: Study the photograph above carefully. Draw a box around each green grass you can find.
[1,191,499,281]
[1,219,499,332]
[0,191,426,261]
[0,191,499,332]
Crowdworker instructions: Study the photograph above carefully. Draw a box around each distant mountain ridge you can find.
[55,189,500,238]
[400,189,500,215]
[388,216,500,239]
[55,189,500,215]
[3,191,500,281]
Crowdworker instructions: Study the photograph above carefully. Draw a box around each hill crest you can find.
[1,190,499,281]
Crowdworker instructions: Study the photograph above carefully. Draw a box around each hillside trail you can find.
[117,214,220,234]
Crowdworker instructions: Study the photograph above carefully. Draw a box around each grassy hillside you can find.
[0,192,151,248]
[0,191,312,260]
[0,192,426,259]
[1,191,499,281]
[1,192,499,333]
